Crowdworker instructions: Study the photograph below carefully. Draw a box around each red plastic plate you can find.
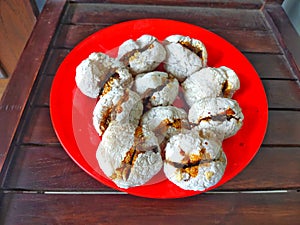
[50,19,268,198]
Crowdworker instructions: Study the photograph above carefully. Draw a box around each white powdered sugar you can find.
[75,34,243,191]
[97,122,163,188]
[134,71,179,106]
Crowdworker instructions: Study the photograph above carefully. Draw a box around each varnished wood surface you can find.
[0,1,299,224]
[0,0,67,172]
[0,0,36,76]
[1,192,298,225]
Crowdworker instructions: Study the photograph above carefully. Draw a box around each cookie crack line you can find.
[140,74,176,109]
[114,127,160,181]
[119,41,156,68]
[178,40,204,59]
[166,158,217,169]
[194,108,241,124]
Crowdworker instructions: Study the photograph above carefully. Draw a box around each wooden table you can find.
[0,0,299,224]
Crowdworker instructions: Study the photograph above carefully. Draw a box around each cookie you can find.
[133,71,179,107]
[96,122,163,189]
[163,35,208,81]
[117,35,166,74]
[93,88,143,136]
[188,97,244,139]
[141,106,190,144]
[164,129,226,191]
[75,52,128,98]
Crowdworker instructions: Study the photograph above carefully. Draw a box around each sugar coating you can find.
[93,88,143,136]
[163,35,208,81]
[102,67,134,93]
[117,35,166,74]
[188,97,244,139]
[182,67,227,107]
[134,71,179,106]
[75,52,125,98]
[182,66,240,107]
[165,129,222,162]
[141,106,189,143]
[96,122,163,189]
[217,66,240,98]
[74,34,244,192]
[164,129,226,191]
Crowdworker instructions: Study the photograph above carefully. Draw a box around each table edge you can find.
[262,2,300,79]
[0,0,67,172]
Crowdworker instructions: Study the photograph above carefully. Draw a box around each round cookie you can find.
[96,122,163,189]
[164,129,226,191]
[141,106,190,144]
[182,66,240,107]
[188,97,244,139]
[216,66,240,98]
[133,71,179,107]
[117,35,166,74]
[93,88,143,136]
[182,67,227,107]
[75,52,128,98]
[163,35,208,81]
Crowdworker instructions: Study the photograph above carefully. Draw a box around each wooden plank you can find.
[21,107,59,145]
[63,3,269,31]
[220,147,300,190]
[71,0,264,9]
[264,3,300,79]
[1,145,107,191]
[30,76,53,107]
[53,24,281,53]
[22,83,300,144]
[263,111,300,146]
[53,24,106,49]
[0,0,67,173]
[1,192,299,225]
[210,28,280,53]
[21,108,300,146]
[244,53,295,79]
[262,80,300,109]
[0,0,36,76]
[0,79,9,101]
[43,49,70,76]
[2,146,299,191]
[34,76,300,110]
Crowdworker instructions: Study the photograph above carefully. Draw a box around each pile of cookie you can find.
[75,34,244,191]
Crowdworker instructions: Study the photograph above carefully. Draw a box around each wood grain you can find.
[244,53,295,79]
[262,80,300,109]
[21,107,58,145]
[0,0,67,172]
[0,79,9,100]
[1,192,299,225]
[53,24,281,53]
[264,3,300,78]
[30,76,53,107]
[63,3,269,30]
[2,146,299,191]
[0,0,36,75]
[264,110,300,146]
[42,49,70,76]
[71,0,264,9]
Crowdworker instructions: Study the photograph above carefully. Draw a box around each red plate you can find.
[50,19,268,198]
